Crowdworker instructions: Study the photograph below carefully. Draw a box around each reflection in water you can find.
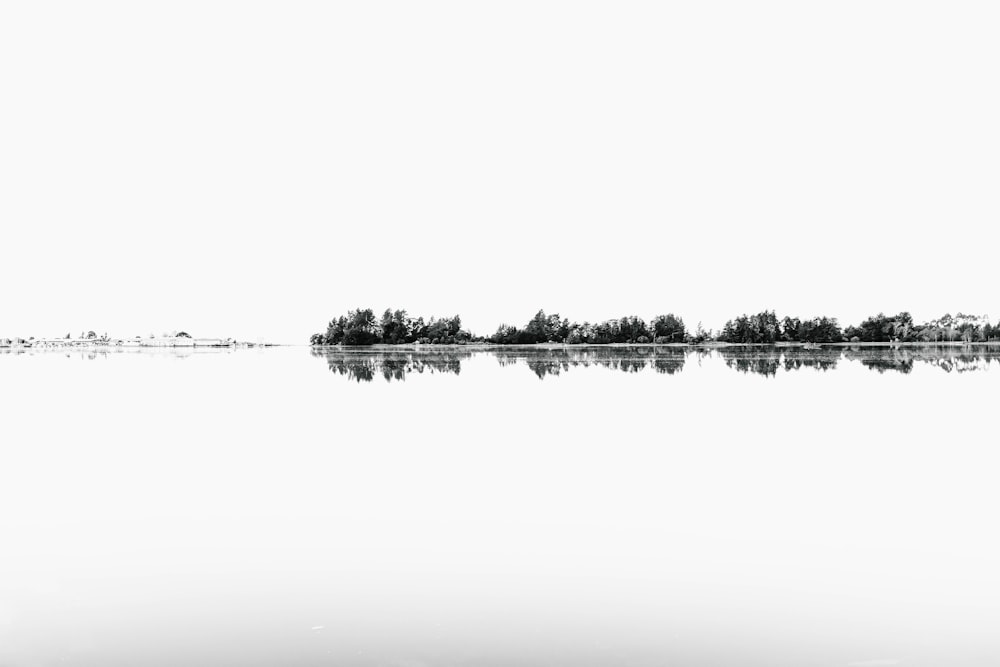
[3,342,1000,667]
[842,345,997,374]
[495,347,688,379]
[311,344,1000,381]
[5,344,996,377]
[313,348,473,382]
[0,347,228,360]
[717,346,843,376]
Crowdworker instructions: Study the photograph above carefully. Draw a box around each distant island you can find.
[0,331,270,349]
[310,309,1000,346]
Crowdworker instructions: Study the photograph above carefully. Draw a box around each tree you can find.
[411,316,428,341]
[380,308,411,344]
[651,314,686,343]
[523,310,549,343]
[689,321,711,344]
[781,316,802,342]
[425,317,449,343]
[546,313,569,342]
[719,311,779,343]
[342,308,378,345]
[325,316,347,345]
[810,316,843,343]
[891,312,914,341]
[489,324,518,344]
[850,312,914,343]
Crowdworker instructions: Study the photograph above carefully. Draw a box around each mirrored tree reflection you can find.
[842,344,1000,374]
[716,346,843,376]
[780,347,842,372]
[7,343,999,378]
[494,347,688,379]
[716,347,782,377]
[312,348,473,382]
[309,344,1000,382]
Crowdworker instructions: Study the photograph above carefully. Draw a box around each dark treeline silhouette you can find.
[842,312,998,343]
[718,310,1000,344]
[718,311,843,343]
[310,308,1000,346]
[692,310,1000,344]
[310,308,473,346]
[488,310,687,345]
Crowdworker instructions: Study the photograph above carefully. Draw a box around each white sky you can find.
[2,1,998,343]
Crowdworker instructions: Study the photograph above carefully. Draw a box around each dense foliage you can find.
[310,308,472,346]
[718,311,843,343]
[487,310,687,345]
[309,307,1000,346]
[842,312,996,343]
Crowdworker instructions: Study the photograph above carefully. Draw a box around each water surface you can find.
[2,345,998,666]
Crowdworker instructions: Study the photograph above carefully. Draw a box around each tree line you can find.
[311,308,1000,345]
[488,310,688,344]
[310,309,472,346]
[717,310,1000,344]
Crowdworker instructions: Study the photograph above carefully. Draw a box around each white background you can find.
[2,1,999,343]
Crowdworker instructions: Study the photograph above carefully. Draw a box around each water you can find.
[2,345,999,666]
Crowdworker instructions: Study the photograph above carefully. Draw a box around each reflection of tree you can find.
[311,344,1000,382]
[711,344,1000,376]
[526,358,567,379]
[716,347,783,377]
[653,355,686,375]
[714,346,843,377]
[842,345,1000,374]
[860,357,915,374]
[780,347,841,372]
[493,346,688,378]
[312,348,473,383]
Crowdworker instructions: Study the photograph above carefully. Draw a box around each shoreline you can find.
[6,341,998,351]
[0,340,277,349]
[308,340,1000,350]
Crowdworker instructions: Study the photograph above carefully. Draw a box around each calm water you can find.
[2,345,999,666]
